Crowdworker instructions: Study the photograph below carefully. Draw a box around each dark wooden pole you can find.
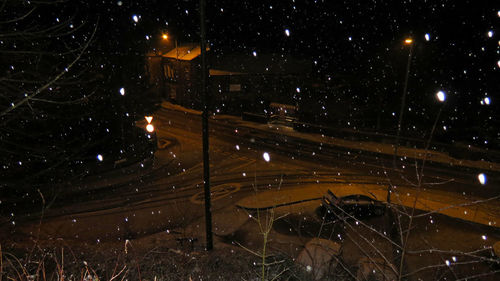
[200,0,213,251]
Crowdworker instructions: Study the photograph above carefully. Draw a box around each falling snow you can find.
[2,1,500,280]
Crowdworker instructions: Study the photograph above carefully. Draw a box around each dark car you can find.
[321,189,385,220]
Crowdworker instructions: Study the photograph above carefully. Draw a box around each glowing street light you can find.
[146,124,154,133]
[162,33,168,40]
[404,38,413,45]
[145,116,154,133]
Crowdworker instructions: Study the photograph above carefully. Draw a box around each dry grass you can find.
[0,238,303,281]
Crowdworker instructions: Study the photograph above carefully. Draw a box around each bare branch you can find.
[0,7,36,24]
[0,20,98,118]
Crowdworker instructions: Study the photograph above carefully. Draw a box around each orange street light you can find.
[145,116,154,132]
[162,33,168,40]
[404,38,413,45]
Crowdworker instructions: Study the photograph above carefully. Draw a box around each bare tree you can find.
[0,0,99,210]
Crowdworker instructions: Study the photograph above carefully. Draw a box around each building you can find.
[146,45,312,119]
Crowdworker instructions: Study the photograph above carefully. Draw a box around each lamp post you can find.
[162,33,178,60]
[393,37,414,169]
[388,37,414,205]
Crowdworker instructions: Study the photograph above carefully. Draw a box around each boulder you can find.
[493,241,500,258]
[296,238,341,280]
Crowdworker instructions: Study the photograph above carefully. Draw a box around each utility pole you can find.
[200,0,213,251]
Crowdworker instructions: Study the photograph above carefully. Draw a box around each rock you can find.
[296,238,341,280]
[493,241,500,258]
[356,257,397,281]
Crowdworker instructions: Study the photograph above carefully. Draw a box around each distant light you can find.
[97,154,103,162]
[348,36,352,41]
[484,97,491,105]
[263,152,270,162]
[252,51,257,57]
[436,90,446,102]
[424,33,430,41]
[119,87,125,95]
[497,60,500,68]
[162,34,168,40]
[235,145,240,150]
[117,1,122,6]
[145,116,153,123]
[285,29,290,37]
[296,87,301,93]
[404,38,413,45]
[146,124,154,133]
[132,14,139,23]
[478,173,487,185]
[488,30,494,38]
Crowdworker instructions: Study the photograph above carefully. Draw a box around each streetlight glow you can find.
[146,124,155,133]
[162,33,168,40]
[145,116,153,123]
[404,38,413,45]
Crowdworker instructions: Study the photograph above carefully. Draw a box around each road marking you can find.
[190,183,241,204]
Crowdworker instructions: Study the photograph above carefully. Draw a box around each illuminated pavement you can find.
[160,101,500,228]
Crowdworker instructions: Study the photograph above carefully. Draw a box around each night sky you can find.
[129,0,498,145]
[3,0,500,150]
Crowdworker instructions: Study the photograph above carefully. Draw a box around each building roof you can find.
[209,69,245,76]
[160,46,311,75]
[162,43,209,61]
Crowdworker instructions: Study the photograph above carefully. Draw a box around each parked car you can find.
[321,189,385,220]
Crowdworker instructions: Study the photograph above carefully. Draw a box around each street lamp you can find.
[389,36,414,204]
[161,32,178,59]
[393,36,414,168]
